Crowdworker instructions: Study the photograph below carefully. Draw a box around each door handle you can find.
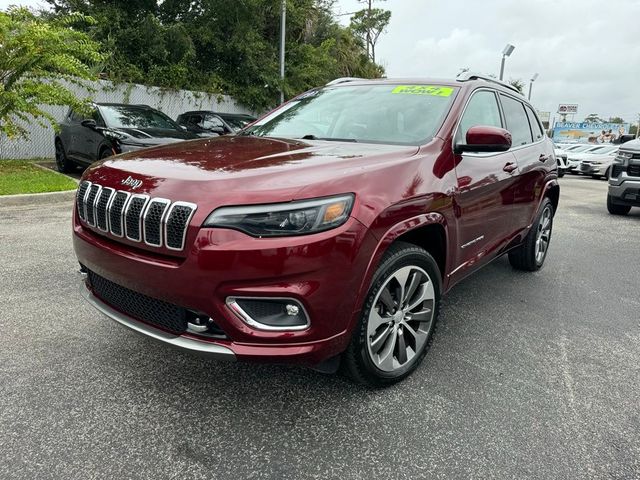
[503,162,518,173]
[539,154,549,162]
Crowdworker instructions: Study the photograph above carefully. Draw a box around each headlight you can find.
[203,194,355,237]
[103,129,129,141]
[614,151,633,165]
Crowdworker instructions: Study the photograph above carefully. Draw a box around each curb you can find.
[0,189,77,207]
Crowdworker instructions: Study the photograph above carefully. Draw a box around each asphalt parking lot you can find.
[1,176,639,480]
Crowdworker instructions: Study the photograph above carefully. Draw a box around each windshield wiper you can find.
[300,134,357,142]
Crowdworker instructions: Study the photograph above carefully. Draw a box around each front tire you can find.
[509,198,554,271]
[343,242,441,387]
[607,195,631,215]
[55,140,75,173]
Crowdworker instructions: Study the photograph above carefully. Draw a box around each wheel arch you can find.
[544,179,560,214]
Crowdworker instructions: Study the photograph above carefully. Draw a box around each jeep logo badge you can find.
[121,176,143,190]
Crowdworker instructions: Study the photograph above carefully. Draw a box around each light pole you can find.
[499,43,515,81]
[279,0,286,105]
[528,73,539,101]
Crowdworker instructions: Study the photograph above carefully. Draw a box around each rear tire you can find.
[343,242,441,387]
[55,140,75,173]
[509,198,554,271]
[558,170,565,178]
[607,195,631,215]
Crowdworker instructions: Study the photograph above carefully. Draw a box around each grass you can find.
[0,159,77,196]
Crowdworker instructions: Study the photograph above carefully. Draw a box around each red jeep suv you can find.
[74,75,559,386]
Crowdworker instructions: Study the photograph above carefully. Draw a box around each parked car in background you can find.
[554,147,568,177]
[176,111,257,136]
[607,139,640,215]
[73,75,559,387]
[578,146,620,179]
[55,103,198,172]
[566,144,617,173]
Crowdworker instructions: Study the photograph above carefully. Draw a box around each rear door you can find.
[499,95,552,232]
[452,89,520,278]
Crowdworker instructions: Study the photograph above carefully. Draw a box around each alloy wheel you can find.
[366,265,435,372]
[535,205,553,264]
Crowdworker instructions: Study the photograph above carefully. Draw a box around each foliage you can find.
[608,116,625,124]
[0,159,77,195]
[350,0,390,63]
[583,113,604,123]
[0,7,104,138]
[45,0,385,111]
[508,78,524,94]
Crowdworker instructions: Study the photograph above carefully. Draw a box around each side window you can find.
[68,109,82,123]
[190,114,204,127]
[524,105,544,141]
[92,109,105,127]
[203,115,224,130]
[456,90,502,145]
[500,94,533,147]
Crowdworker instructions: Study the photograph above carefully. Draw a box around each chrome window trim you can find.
[164,201,197,251]
[452,87,546,159]
[86,184,102,227]
[96,187,115,232]
[142,197,171,247]
[225,296,311,332]
[124,194,150,243]
[77,181,91,221]
[108,190,130,238]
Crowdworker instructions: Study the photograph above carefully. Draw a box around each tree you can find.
[45,0,384,111]
[0,7,103,138]
[508,78,524,94]
[584,113,604,123]
[350,0,391,63]
[608,116,625,124]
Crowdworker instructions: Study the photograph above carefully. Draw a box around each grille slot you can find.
[109,191,130,237]
[628,164,640,178]
[85,184,101,226]
[611,165,625,178]
[77,181,91,221]
[76,183,196,251]
[143,199,170,247]
[125,195,149,242]
[96,187,114,232]
[165,202,197,251]
[88,270,187,334]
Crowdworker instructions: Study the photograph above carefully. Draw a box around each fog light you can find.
[226,297,309,331]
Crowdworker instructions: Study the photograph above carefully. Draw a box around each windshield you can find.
[100,105,179,130]
[246,84,458,145]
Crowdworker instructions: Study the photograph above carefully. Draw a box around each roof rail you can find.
[456,72,522,95]
[326,77,365,86]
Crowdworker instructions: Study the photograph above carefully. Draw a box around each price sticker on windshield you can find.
[392,85,454,97]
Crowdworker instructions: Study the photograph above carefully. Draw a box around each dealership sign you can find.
[558,104,578,114]
[552,122,630,143]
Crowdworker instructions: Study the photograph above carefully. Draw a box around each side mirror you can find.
[81,119,97,130]
[456,125,512,153]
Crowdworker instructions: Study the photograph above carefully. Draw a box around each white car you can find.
[577,146,620,179]
[554,147,569,177]
[566,145,618,173]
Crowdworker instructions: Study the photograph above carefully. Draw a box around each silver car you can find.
[607,139,640,215]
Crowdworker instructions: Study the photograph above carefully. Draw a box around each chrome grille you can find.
[124,195,149,242]
[85,184,101,226]
[165,202,197,251]
[76,182,196,251]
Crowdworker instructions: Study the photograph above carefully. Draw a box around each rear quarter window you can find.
[524,105,544,141]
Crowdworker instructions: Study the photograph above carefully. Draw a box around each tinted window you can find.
[500,95,533,146]
[99,105,179,130]
[456,90,502,144]
[203,114,224,129]
[525,106,544,141]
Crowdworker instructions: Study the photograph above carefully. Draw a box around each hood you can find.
[84,135,420,204]
[620,138,640,152]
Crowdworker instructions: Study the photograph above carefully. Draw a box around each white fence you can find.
[0,79,253,159]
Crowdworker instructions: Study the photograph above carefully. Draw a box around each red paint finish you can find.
[73,78,558,366]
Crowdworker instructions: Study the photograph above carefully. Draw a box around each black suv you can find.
[176,111,256,136]
[55,103,198,172]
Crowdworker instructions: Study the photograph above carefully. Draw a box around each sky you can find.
[3,0,640,125]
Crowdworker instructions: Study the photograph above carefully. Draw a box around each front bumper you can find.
[74,212,376,365]
[81,281,236,359]
[608,178,640,206]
